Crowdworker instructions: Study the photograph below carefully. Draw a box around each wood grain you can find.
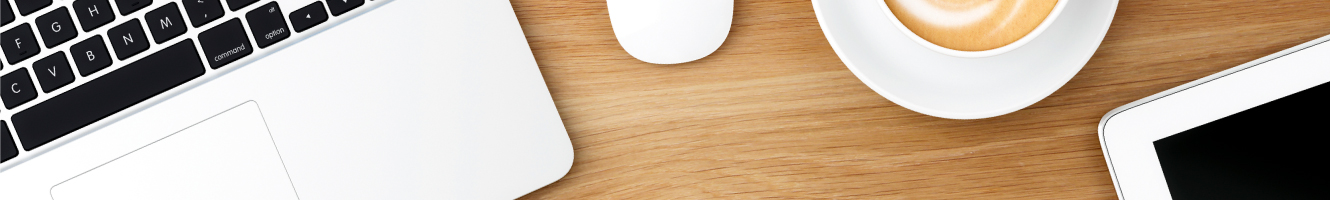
[510,0,1330,199]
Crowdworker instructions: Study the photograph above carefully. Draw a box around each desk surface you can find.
[510,0,1330,199]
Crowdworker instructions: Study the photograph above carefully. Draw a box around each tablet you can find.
[1098,34,1330,199]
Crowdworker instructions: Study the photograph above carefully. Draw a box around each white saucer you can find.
[812,0,1118,119]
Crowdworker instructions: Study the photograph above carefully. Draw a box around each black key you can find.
[144,2,186,44]
[226,0,257,11]
[326,0,363,16]
[1,24,41,64]
[181,0,223,27]
[1,0,14,25]
[289,1,327,33]
[198,18,250,68]
[2,121,16,163]
[14,0,52,16]
[106,19,149,60]
[36,7,78,48]
[246,2,287,48]
[33,52,75,92]
[1,68,37,109]
[69,35,112,76]
[12,41,204,151]
[73,0,117,31]
[114,0,152,15]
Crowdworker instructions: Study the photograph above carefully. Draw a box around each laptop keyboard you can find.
[0,0,367,165]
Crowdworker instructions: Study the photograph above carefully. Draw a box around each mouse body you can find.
[607,0,733,64]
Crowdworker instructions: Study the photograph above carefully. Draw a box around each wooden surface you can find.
[510,0,1330,199]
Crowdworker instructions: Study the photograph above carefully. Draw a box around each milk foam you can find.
[885,0,1057,51]
[893,0,998,28]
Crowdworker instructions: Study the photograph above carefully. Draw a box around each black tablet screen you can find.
[1152,82,1328,200]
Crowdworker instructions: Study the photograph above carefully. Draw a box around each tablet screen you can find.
[1153,83,1328,199]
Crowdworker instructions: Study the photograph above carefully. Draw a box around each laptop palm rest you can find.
[50,101,298,200]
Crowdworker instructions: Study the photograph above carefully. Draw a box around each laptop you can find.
[1098,34,1330,199]
[0,0,573,199]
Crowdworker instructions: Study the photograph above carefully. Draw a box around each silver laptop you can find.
[0,0,573,199]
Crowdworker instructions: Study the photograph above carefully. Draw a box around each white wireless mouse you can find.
[607,0,733,64]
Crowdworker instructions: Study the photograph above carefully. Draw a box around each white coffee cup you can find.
[878,0,1068,58]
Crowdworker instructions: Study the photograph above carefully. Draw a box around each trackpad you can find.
[51,101,298,200]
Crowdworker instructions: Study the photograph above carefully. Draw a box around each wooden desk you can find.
[511,0,1330,199]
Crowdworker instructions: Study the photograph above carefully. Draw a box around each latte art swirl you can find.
[885,0,1058,51]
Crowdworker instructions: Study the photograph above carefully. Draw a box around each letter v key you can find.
[32,52,77,93]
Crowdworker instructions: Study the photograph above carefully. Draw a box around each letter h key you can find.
[73,0,117,31]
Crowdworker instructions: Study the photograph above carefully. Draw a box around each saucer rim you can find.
[811,0,1120,119]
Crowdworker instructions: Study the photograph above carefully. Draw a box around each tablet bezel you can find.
[1097,34,1330,199]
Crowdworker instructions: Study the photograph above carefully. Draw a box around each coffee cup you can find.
[879,0,1067,58]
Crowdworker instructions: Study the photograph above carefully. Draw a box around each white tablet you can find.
[1098,34,1330,199]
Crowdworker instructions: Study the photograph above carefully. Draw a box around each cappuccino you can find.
[884,0,1058,51]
